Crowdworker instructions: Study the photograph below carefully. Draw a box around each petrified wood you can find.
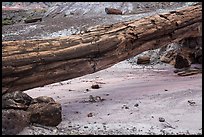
[2,5,202,94]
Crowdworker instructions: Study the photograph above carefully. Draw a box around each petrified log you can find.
[2,5,202,94]
[24,17,42,23]
[137,55,151,64]
[105,8,123,15]
[177,68,202,76]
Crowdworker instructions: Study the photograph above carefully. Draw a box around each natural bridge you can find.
[2,4,202,94]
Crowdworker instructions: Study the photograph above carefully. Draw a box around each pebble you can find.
[188,100,196,106]
[159,117,165,122]
[134,103,139,107]
[87,112,93,117]
[91,84,100,89]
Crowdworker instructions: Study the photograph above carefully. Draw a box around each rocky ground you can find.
[2,2,202,135]
[2,2,198,41]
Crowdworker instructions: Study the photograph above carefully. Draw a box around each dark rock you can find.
[159,117,165,122]
[181,37,201,49]
[137,55,151,64]
[198,56,202,64]
[188,100,196,106]
[2,91,33,110]
[89,95,104,102]
[2,109,30,135]
[27,102,62,126]
[182,37,197,49]
[87,112,93,117]
[174,54,191,69]
[179,37,202,64]
[2,87,9,94]
[91,84,100,89]
[122,105,129,109]
[194,48,202,64]
[134,103,139,107]
[105,8,122,15]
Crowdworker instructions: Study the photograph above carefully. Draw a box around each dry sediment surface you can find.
[18,62,202,135]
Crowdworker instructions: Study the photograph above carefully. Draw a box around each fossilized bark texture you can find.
[2,5,202,94]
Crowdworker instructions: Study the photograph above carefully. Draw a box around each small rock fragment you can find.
[159,117,165,122]
[89,95,104,102]
[84,126,88,128]
[91,84,100,89]
[134,103,139,107]
[87,112,93,117]
[188,100,196,106]
[122,105,129,109]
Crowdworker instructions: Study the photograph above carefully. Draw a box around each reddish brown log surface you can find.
[2,5,202,94]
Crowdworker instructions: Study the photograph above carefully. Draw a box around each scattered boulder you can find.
[2,91,33,110]
[2,91,62,134]
[27,100,62,126]
[174,53,191,69]
[137,55,151,64]
[2,109,30,135]
[105,8,122,15]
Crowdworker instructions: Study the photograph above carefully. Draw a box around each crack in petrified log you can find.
[2,5,202,94]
